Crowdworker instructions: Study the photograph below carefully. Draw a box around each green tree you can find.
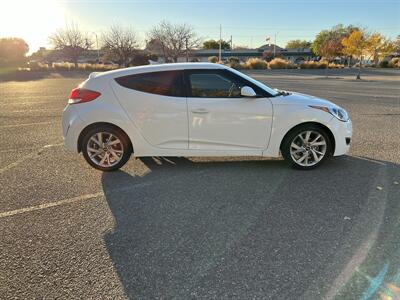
[285,39,312,49]
[202,39,231,50]
[312,24,358,60]
[208,56,218,63]
[0,37,29,66]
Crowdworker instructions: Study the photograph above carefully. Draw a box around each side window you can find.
[189,71,244,98]
[115,70,183,97]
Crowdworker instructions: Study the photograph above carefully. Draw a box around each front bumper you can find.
[329,117,352,156]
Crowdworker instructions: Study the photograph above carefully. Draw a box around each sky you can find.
[0,0,399,53]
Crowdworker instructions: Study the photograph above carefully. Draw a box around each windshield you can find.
[229,68,279,97]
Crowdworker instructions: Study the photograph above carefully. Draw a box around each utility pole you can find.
[219,24,222,62]
[185,37,189,62]
[273,33,276,58]
[230,35,233,50]
[92,32,100,62]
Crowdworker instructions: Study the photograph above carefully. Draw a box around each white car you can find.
[62,63,352,171]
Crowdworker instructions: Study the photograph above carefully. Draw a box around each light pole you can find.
[219,24,222,62]
[92,32,100,63]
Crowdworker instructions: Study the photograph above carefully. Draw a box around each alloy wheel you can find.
[289,130,327,167]
[86,131,124,168]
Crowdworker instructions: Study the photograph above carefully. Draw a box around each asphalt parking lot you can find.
[1,68,399,299]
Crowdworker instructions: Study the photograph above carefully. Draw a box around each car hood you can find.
[275,91,336,107]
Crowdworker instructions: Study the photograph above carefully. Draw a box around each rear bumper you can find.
[329,117,352,156]
[62,105,84,153]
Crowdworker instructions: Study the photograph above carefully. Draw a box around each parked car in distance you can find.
[62,63,352,171]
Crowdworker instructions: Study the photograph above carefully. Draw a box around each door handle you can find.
[191,108,210,114]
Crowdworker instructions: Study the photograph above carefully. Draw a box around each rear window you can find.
[115,70,184,97]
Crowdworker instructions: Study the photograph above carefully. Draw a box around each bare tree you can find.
[148,21,200,62]
[49,23,92,67]
[102,25,139,67]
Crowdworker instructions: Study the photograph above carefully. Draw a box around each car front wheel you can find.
[81,125,131,171]
[281,125,333,170]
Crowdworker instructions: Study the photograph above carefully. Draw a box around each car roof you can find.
[91,62,229,79]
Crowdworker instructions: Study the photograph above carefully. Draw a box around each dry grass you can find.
[28,62,118,72]
[268,58,296,69]
[245,58,268,69]
[328,63,345,69]
[208,56,219,63]
[300,61,328,69]
[389,57,400,68]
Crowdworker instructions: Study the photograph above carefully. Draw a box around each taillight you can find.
[68,88,101,104]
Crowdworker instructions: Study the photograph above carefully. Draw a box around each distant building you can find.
[280,48,314,63]
[172,44,314,63]
[31,43,314,66]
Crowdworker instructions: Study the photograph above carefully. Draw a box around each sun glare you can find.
[0,0,65,53]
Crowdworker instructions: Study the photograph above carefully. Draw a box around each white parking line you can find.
[0,121,57,128]
[5,109,60,113]
[0,143,63,174]
[0,101,56,106]
[0,181,152,218]
[0,192,104,218]
[0,152,37,174]
[346,156,388,166]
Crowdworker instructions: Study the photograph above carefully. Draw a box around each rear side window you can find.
[115,70,184,97]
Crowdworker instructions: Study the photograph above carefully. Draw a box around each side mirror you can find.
[241,86,257,97]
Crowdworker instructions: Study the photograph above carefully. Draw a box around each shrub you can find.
[130,53,158,66]
[245,58,268,69]
[208,56,218,63]
[268,58,287,69]
[228,57,240,64]
[388,57,399,68]
[80,63,118,71]
[300,61,318,69]
[318,60,328,69]
[328,63,345,69]
[230,62,247,70]
[379,61,389,68]
[299,60,334,69]
[225,57,243,69]
[28,62,50,71]
[268,58,296,69]
[53,62,74,71]
[39,62,118,72]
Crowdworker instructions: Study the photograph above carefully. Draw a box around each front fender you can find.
[263,104,334,157]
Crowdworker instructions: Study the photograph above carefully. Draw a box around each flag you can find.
[266,36,271,46]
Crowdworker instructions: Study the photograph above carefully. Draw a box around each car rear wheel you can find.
[281,125,333,170]
[81,125,131,171]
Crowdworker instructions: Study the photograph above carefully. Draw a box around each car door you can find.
[185,69,273,151]
[111,70,188,149]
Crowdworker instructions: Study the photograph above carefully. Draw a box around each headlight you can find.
[309,105,349,122]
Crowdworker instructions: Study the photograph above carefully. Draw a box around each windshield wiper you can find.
[274,90,291,97]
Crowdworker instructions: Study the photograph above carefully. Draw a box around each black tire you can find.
[81,125,132,171]
[281,124,333,170]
